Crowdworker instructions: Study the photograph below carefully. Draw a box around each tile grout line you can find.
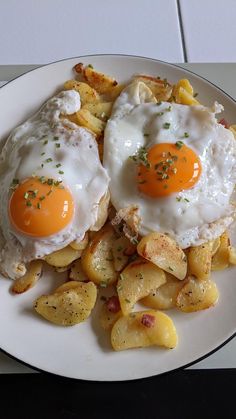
[176,0,188,63]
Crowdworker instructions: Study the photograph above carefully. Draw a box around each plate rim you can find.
[0,53,236,381]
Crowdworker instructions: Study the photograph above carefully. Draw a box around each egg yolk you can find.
[9,177,74,237]
[137,143,201,197]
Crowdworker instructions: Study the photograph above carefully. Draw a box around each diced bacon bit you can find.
[219,118,229,129]
[123,244,136,256]
[106,296,121,313]
[141,314,156,328]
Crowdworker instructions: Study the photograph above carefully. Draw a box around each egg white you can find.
[0,90,109,279]
[104,81,236,248]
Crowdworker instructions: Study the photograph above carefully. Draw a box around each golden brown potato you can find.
[55,280,84,293]
[83,66,118,94]
[34,281,97,326]
[90,191,110,232]
[111,236,136,272]
[117,257,166,315]
[137,232,187,280]
[69,259,88,281]
[63,80,100,105]
[188,241,213,280]
[69,109,105,137]
[99,296,122,330]
[229,246,236,265]
[172,78,194,96]
[44,246,81,268]
[11,260,43,294]
[211,231,230,271]
[111,310,178,351]
[141,273,185,310]
[104,84,125,101]
[134,75,172,101]
[70,232,89,251]
[82,102,112,120]
[211,237,221,256]
[81,224,118,287]
[176,277,219,312]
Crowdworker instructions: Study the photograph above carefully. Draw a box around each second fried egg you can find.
[104,81,236,248]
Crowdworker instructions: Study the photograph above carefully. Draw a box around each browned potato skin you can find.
[34,281,97,326]
[137,232,187,280]
[141,273,185,310]
[11,260,43,294]
[55,280,84,293]
[83,66,118,94]
[117,257,166,315]
[111,310,178,351]
[81,224,118,287]
[44,246,82,268]
[176,277,219,313]
[188,241,213,280]
[211,231,230,271]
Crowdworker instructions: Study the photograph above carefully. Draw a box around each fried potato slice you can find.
[63,80,100,105]
[34,281,97,326]
[211,231,230,271]
[81,224,118,287]
[69,109,105,137]
[174,86,199,105]
[188,241,213,280]
[54,280,84,293]
[111,310,178,351]
[229,246,236,265]
[134,75,172,101]
[90,191,110,232]
[83,66,118,94]
[82,102,112,120]
[176,277,219,313]
[69,258,88,281]
[211,237,221,256]
[111,236,136,272]
[44,246,81,268]
[11,260,43,294]
[137,232,187,280]
[141,273,185,310]
[99,296,122,331]
[104,84,125,101]
[117,257,166,315]
[70,232,89,251]
[173,78,194,96]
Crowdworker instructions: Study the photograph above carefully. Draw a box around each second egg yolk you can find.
[137,143,201,197]
[9,177,74,237]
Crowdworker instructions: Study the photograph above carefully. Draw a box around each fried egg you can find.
[0,90,109,279]
[104,81,236,248]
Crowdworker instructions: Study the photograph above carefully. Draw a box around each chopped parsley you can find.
[55,143,60,148]
[129,146,151,168]
[175,140,184,149]
[184,132,189,138]
[56,163,61,168]
[58,170,64,175]
[163,122,171,129]
[46,158,53,163]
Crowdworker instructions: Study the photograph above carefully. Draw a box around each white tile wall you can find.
[180,0,236,62]
[0,0,183,64]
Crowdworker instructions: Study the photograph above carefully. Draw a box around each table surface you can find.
[0,62,236,374]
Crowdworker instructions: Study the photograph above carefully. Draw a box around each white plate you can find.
[0,55,236,381]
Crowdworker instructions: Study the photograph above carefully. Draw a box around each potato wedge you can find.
[99,296,122,330]
[83,66,118,94]
[90,191,110,232]
[141,273,185,310]
[104,84,125,101]
[111,310,178,351]
[117,257,166,315]
[44,246,81,268]
[69,258,88,281]
[54,280,84,293]
[137,232,187,280]
[211,231,230,271]
[82,102,112,120]
[176,277,219,312]
[229,246,236,265]
[81,224,118,287]
[11,260,43,294]
[69,109,105,137]
[211,237,221,256]
[70,232,89,251]
[34,281,97,326]
[63,80,100,105]
[188,241,213,280]
[173,78,194,96]
[111,236,136,272]
[134,75,172,101]
[55,265,71,273]
[175,86,199,105]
